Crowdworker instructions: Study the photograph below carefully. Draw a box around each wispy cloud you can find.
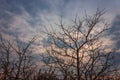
[0,0,120,54]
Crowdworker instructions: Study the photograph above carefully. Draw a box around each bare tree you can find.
[0,35,37,80]
[42,9,118,80]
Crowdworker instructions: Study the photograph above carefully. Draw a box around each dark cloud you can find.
[0,0,120,65]
[0,0,120,38]
[109,15,120,49]
[42,35,69,48]
[0,0,51,16]
[106,14,120,66]
[41,35,52,47]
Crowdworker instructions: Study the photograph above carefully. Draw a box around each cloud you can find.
[108,15,120,49]
[0,0,120,67]
[0,0,120,55]
[0,7,41,42]
[0,0,120,40]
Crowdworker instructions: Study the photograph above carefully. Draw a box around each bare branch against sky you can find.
[0,0,120,80]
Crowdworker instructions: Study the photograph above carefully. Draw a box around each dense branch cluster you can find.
[42,10,120,80]
[0,10,120,80]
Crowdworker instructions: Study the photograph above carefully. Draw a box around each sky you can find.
[0,0,120,56]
